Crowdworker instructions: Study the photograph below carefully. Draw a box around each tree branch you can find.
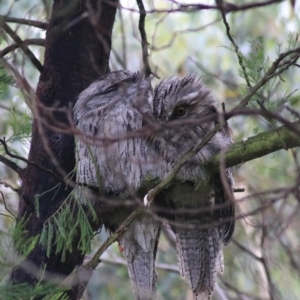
[136,0,152,77]
[207,120,300,172]
[0,153,22,174]
[101,257,179,273]
[65,208,141,299]
[1,22,43,73]
[120,0,284,14]
[0,179,19,193]
[0,38,45,57]
[217,0,252,88]
[232,46,300,111]
[0,191,17,220]
[1,16,48,30]
[0,137,64,182]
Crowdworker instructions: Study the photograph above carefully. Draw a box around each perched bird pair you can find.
[74,71,235,300]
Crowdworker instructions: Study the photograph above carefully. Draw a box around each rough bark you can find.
[10,0,118,298]
[207,120,300,172]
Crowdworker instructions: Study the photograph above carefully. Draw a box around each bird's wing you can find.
[119,213,161,300]
[213,169,235,245]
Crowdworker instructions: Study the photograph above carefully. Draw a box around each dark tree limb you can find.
[1,16,48,30]
[1,22,44,73]
[207,120,300,172]
[217,0,252,89]
[0,137,67,182]
[9,1,118,299]
[136,0,152,77]
[0,191,17,220]
[121,0,284,14]
[0,38,45,57]
[0,153,22,174]
[0,179,20,193]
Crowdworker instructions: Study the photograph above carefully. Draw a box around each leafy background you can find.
[0,0,300,299]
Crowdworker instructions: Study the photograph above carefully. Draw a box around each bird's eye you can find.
[175,106,186,117]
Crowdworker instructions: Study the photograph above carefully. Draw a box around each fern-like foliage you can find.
[7,109,32,144]
[238,33,300,112]
[0,282,68,300]
[12,216,39,257]
[39,188,97,261]
[0,37,14,98]
[0,62,14,95]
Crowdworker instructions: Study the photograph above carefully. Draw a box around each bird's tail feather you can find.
[175,219,223,300]
[119,214,161,300]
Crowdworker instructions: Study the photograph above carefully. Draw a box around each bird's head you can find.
[152,74,219,149]
[153,74,217,123]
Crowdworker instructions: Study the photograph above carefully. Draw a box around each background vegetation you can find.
[0,0,300,299]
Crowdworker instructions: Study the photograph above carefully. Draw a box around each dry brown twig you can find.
[1,15,48,30]
[136,0,152,78]
[0,38,45,58]
[120,0,284,14]
[1,22,43,73]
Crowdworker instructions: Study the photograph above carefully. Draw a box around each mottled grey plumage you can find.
[74,71,234,300]
[153,74,235,300]
[74,70,161,300]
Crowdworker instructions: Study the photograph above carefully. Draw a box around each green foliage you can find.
[238,34,300,111]
[39,188,97,261]
[1,1,300,299]
[6,109,32,143]
[0,282,68,300]
[12,216,39,257]
[0,47,14,95]
[0,63,14,94]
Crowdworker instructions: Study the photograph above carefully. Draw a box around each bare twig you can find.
[220,277,268,300]
[277,235,300,278]
[0,179,19,193]
[232,239,262,261]
[101,256,179,273]
[0,191,16,220]
[189,56,237,89]
[0,212,15,220]
[136,0,152,77]
[120,0,283,14]
[0,104,23,115]
[217,0,252,89]
[1,22,43,73]
[1,16,48,30]
[0,137,65,183]
[0,38,45,57]
[146,124,221,203]
[84,208,141,269]
[260,233,277,300]
[118,7,127,68]
[232,46,300,110]
[233,188,245,193]
[65,208,142,295]
[0,153,22,174]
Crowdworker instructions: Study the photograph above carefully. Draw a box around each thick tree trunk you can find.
[10,0,118,298]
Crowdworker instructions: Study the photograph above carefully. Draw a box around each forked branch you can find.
[1,22,43,72]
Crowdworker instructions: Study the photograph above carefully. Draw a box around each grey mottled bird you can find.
[74,71,234,300]
[74,70,161,300]
[152,74,235,299]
